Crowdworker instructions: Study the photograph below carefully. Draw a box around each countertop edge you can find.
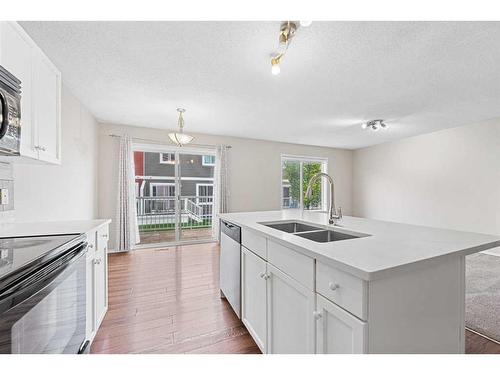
[218,213,500,281]
[0,219,112,238]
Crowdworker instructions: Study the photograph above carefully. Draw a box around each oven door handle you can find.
[0,243,87,314]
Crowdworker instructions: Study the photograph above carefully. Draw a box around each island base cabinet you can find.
[241,247,267,353]
[267,264,315,354]
[316,294,367,353]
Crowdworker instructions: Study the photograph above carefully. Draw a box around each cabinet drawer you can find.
[316,261,367,320]
[268,240,314,290]
[242,228,267,259]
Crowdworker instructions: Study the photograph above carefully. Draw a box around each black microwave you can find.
[0,65,21,156]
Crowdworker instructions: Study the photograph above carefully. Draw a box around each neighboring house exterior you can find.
[134,151,215,225]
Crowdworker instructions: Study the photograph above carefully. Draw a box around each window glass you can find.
[202,155,215,166]
[160,153,175,164]
[281,159,301,209]
[302,161,323,210]
[281,157,326,210]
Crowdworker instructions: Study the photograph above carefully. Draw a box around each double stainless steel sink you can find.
[261,220,369,243]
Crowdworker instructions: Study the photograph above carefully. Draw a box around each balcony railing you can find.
[136,195,213,232]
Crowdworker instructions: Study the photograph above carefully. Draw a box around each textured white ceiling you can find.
[20,21,500,149]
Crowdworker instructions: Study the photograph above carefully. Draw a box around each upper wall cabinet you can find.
[0,22,61,165]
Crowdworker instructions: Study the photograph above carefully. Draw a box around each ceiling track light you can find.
[362,119,389,131]
[270,21,310,75]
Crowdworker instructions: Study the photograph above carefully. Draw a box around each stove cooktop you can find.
[0,234,83,282]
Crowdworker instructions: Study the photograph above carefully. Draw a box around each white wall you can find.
[3,85,99,222]
[353,118,500,235]
[98,123,353,247]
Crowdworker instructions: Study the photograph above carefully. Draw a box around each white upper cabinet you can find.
[0,22,36,159]
[33,51,61,163]
[0,21,61,164]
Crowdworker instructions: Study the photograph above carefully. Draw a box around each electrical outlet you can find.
[0,188,9,205]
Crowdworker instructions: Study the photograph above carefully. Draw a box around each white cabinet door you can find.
[94,246,107,326]
[33,51,61,164]
[267,264,315,354]
[0,22,37,158]
[316,294,367,354]
[241,247,267,353]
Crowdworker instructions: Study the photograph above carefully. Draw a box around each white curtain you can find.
[115,135,140,251]
[213,145,229,240]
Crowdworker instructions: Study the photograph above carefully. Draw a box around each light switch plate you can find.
[0,188,9,205]
[0,179,14,211]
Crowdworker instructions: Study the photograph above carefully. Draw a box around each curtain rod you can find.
[107,134,232,149]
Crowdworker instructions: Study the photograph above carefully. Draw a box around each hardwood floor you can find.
[466,329,500,354]
[91,242,500,354]
[90,242,260,354]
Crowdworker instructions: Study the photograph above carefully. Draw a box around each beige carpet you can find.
[466,252,500,342]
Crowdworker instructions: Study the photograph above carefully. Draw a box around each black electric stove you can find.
[0,234,89,354]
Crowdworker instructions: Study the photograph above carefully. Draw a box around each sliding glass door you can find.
[178,152,215,242]
[133,144,216,246]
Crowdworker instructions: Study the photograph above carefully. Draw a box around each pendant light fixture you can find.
[168,108,194,146]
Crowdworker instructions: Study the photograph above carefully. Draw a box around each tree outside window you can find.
[282,157,326,210]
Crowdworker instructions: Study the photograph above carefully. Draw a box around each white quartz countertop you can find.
[0,219,111,238]
[219,210,500,280]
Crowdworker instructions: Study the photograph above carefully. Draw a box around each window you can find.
[150,183,175,197]
[159,153,175,164]
[202,155,215,166]
[281,156,327,210]
[197,183,214,205]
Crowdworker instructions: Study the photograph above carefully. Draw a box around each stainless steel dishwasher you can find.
[219,220,241,318]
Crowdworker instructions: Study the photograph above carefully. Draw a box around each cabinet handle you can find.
[259,272,270,280]
[102,234,108,238]
[313,311,322,320]
[35,145,46,151]
[88,244,94,249]
[328,282,340,291]
[93,259,102,265]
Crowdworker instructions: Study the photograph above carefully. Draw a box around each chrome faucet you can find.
[305,172,342,225]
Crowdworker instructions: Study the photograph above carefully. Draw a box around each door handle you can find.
[223,221,234,229]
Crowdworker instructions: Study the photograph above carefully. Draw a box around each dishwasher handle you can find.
[220,220,241,243]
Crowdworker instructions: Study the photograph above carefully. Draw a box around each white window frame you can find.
[196,183,214,205]
[159,152,176,164]
[150,182,176,197]
[280,154,328,211]
[202,155,215,166]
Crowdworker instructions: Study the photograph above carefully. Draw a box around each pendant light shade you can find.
[168,108,194,146]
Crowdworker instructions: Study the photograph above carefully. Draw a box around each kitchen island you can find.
[219,210,500,354]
